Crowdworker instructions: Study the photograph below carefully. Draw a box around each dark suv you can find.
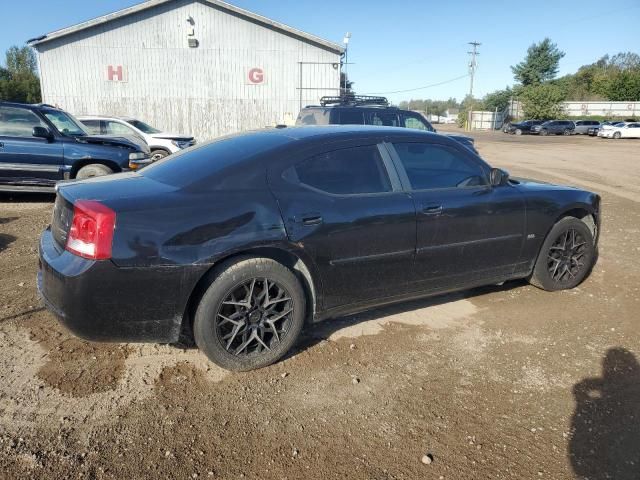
[0,102,151,192]
[295,95,476,152]
[503,120,543,135]
[530,120,575,136]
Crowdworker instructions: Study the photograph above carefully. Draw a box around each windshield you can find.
[128,119,162,134]
[43,110,88,136]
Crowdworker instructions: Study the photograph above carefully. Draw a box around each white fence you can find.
[563,101,640,118]
[469,110,505,130]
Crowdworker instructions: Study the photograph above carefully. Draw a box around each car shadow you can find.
[293,279,528,355]
[0,192,56,203]
[569,347,640,480]
[0,233,16,253]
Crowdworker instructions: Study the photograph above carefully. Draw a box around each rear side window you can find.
[296,109,330,126]
[393,142,487,190]
[0,106,46,137]
[288,145,391,195]
[81,119,102,134]
[402,114,434,132]
[338,110,365,125]
[370,112,399,126]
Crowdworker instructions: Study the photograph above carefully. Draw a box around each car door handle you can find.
[422,205,443,215]
[0,142,4,148]
[295,213,323,226]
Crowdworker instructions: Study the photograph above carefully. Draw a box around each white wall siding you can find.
[35,0,341,140]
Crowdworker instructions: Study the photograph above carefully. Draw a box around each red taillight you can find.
[65,200,116,260]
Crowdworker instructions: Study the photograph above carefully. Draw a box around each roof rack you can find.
[320,95,389,107]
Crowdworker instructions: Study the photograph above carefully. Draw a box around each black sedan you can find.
[38,126,601,371]
[503,120,543,135]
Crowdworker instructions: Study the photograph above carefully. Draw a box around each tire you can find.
[150,149,169,161]
[529,217,596,292]
[193,256,306,371]
[613,132,621,139]
[563,129,572,136]
[515,129,522,136]
[540,129,549,136]
[75,164,113,179]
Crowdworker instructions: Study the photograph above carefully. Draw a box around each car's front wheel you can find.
[75,163,114,179]
[530,217,596,291]
[613,132,621,139]
[151,149,169,161]
[540,129,548,136]
[193,256,306,371]
[515,129,522,136]
[563,129,572,136]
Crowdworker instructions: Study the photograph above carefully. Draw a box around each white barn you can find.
[28,0,343,140]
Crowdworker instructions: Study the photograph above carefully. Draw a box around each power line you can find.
[362,73,470,95]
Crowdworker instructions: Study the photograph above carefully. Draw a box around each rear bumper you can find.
[37,227,199,343]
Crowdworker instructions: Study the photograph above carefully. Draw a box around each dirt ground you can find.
[1,130,639,480]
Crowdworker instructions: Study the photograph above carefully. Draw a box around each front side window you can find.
[0,106,47,137]
[290,145,391,195]
[393,142,487,190]
[104,121,136,136]
[128,119,161,134]
[43,110,87,136]
[402,114,433,131]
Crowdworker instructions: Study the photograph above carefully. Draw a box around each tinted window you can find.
[142,132,292,187]
[370,112,399,126]
[393,142,487,190]
[0,106,47,137]
[338,110,365,125]
[291,145,391,195]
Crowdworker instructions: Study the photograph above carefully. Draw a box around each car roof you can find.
[0,101,62,111]
[254,124,440,142]
[302,105,400,111]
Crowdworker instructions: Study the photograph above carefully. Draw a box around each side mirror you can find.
[490,168,509,187]
[33,126,53,141]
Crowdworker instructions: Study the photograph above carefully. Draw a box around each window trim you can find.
[382,140,491,193]
[283,143,402,198]
[0,106,49,139]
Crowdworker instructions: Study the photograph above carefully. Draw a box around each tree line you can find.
[0,46,41,103]
[399,40,640,121]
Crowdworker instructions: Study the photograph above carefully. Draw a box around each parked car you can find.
[38,125,601,371]
[530,120,575,136]
[599,122,640,139]
[503,120,544,135]
[0,102,151,192]
[295,95,477,153]
[573,120,600,135]
[79,115,196,161]
[588,121,621,137]
[597,122,626,137]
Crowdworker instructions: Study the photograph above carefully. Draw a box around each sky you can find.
[1,0,638,104]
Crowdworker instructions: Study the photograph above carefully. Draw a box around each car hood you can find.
[149,133,194,141]
[76,134,150,153]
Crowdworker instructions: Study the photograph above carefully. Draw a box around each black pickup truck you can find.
[0,102,150,192]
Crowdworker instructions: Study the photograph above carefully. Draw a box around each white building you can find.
[28,0,343,140]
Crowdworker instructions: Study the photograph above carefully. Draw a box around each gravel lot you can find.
[1,130,639,479]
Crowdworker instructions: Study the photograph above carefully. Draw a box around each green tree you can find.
[519,83,566,119]
[482,87,513,111]
[511,38,565,86]
[0,45,41,103]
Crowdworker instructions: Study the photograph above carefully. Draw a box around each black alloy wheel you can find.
[193,256,306,371]
[547,228,588,284]
[530,217,595,291]
[216,278,293,356]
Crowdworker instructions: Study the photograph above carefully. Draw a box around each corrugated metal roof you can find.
[27,0,344,54]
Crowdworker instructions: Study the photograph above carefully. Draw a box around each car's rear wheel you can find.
[193,256,306,371]
[540,129,548,136]
[151,149,169,161]
[613,132,621,139]
[515,128,522,136]
[75,164,113,179]
[530,217,595,291]
[563,129,572,136]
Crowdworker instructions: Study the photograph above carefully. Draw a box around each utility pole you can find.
[467,41,480,131]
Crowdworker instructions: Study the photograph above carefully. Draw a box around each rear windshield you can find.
[296,109,330,126]
[141,132,291,187]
